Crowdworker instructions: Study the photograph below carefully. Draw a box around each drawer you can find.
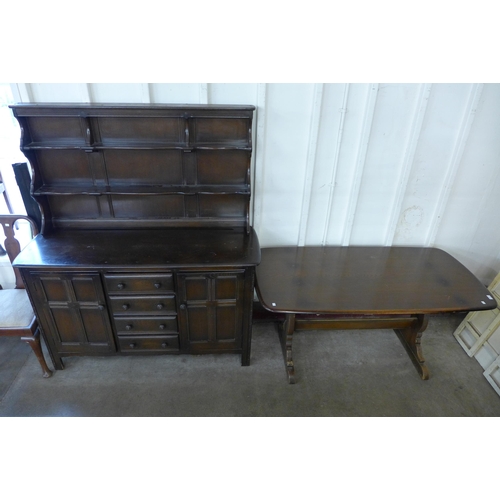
[105,274,174,294]
[118,335,180,352]
[114,316,178,335]
[110,295,176,315]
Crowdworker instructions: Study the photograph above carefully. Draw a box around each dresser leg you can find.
[278,313,296,384]
[41,334,65,370]
[394,314,430,380]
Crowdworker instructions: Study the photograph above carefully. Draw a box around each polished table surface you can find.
[255,246,497,383]
[255,246,495,315]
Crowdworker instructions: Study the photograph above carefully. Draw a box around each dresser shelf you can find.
[22,142,253,151]
[33,184,251,196]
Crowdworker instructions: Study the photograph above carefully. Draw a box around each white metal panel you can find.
[297,83,324,246]
[88,83,146,103]
[252,84,268,232]
[149,84,201,104]
[11,83,33,103]
[384,84,432,245]
[341,83,379,246]
[255,83,315,246]
[304,83,348,245]
[28,83,90,102]
[350,83,421,245]
[324,83,377,245]
[393,83,474,245]
[209,84,258,105]
[434,83,500,280]
[425,84,483,246]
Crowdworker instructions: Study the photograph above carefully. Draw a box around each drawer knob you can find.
[180,303,187,310]
[161,342,169,348]
[154,282,162,289]
[156,303,164,310]
[117,282,126,290]
[122,303,130,310]
[159,324,166,330]
[125,324,133,330]
[129,342,136,348]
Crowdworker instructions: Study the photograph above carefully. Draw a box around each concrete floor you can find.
[1,314,500,417]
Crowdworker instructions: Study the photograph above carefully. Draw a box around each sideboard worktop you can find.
[15,228,260,269]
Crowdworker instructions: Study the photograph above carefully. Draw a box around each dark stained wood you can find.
[295,315,418,331]
[279,314,296,384]
[14,228,260,269]
[10,104,260,369]
[26,273,115,366]
[10,103,255,234]
[255,246,496,383]
[177,270,247,355]
[109,295,177,315]
[256,246,495,315]
[394,314,429,380]
[117,335,180,352]
[12,162,42,232]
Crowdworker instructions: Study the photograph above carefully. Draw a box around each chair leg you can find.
[21,328,53,378]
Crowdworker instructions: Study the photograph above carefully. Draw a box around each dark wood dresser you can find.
[10,103,260,370]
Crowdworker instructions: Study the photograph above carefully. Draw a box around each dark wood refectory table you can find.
[255,246,497,384]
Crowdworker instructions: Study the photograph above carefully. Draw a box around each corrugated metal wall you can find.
[10,82,500,283]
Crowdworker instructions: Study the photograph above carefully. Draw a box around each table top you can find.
[255,246,497,315]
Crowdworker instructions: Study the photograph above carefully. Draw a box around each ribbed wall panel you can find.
[13,82,500,283]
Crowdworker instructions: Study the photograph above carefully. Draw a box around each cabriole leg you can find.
[21,328,53,378]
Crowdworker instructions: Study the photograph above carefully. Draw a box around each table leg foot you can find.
[278,313,296,384]
[394,314,430,380]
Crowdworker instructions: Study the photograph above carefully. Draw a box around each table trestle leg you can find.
[278,313,296,384]
[394,314,430,380]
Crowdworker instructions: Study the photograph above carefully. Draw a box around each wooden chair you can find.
[0,170,14,256]
[0,214,52,377]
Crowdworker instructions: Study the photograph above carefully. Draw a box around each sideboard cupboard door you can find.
[177,271,246,354]
[26,272,116,357]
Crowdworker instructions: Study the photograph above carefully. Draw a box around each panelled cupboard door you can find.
[176,271,245,353]
[26,272,116,354]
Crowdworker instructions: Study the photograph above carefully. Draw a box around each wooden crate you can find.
[454,271,500,396]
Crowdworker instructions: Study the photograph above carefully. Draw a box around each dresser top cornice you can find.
[10,103,256,117]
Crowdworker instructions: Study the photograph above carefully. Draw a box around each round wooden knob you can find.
[154,282,162,289]
[161,342,169,348]
[117,283,125,290]
[122,304,129,310]
[159,324,166,330]
[125,324,133,330]
[180,304,187,310]
[129,343,136,348]
[156,303,164,310]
